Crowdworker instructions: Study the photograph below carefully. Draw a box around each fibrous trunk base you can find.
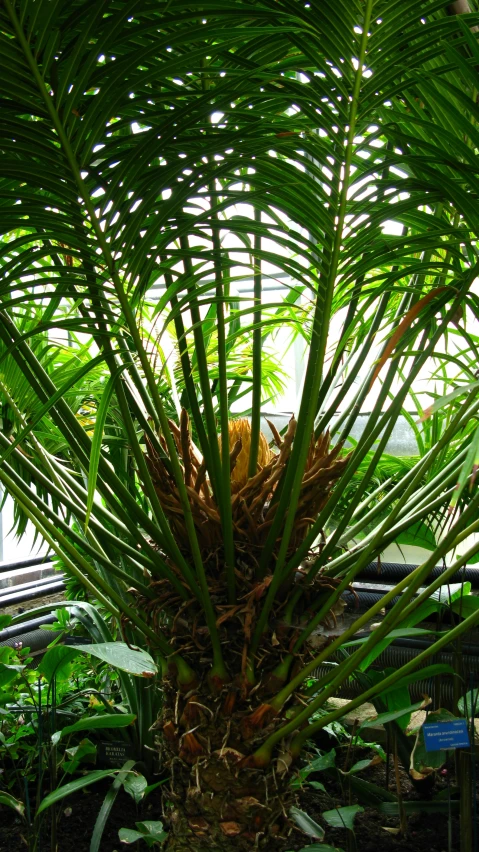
[165,752,287,851]
[159,682,291,851]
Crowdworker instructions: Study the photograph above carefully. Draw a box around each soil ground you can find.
[0,753,470,852]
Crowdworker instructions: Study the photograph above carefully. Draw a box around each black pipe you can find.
[342,589,401,610]
[329,643,479,675]
[0,613,56,641]
[0,573,63,597]
[0,627,62,652]
[371,644,479,674]
[344,575,479,610]
[0,554,53,575]
[358,561,479,588]
[312,666,472,705]
[0,579,65,607]
[353,633,479,656]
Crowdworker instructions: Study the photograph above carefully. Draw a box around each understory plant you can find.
[2,1,479,849]
[0,631,151,852]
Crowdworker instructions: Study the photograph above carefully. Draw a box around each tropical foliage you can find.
[1,0,479,848]
[0,623,163,852]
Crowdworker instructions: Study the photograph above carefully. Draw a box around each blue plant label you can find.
[423,719,470,752]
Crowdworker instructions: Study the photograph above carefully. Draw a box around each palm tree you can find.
[2,0,479,848]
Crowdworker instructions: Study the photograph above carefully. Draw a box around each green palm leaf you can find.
[1,0,479,836]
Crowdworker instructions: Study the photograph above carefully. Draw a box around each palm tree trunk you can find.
[159,679,291,850]
[165,758,285,851]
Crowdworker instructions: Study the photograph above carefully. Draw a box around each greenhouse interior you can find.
[2,1,479,850]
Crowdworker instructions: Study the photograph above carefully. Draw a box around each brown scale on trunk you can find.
[136,414,352,849]
[140,578,348,849]
[158,675,293,851]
